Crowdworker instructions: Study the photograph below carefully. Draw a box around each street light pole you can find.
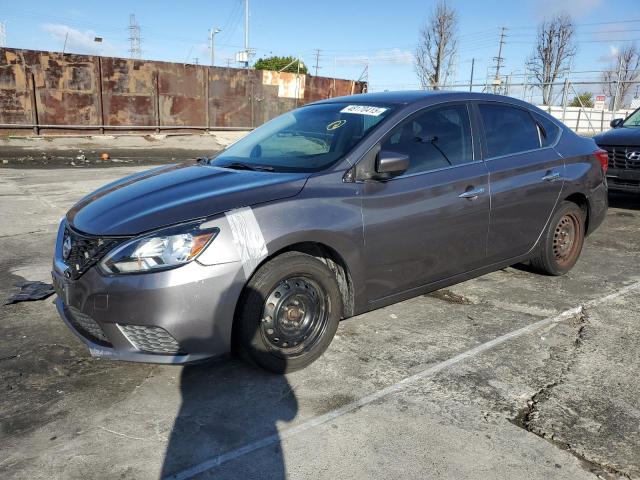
[210,27,221,67]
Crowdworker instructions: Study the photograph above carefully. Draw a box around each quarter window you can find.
[479,104,540,157]
[381,104,473,175]
[533,112,561,147]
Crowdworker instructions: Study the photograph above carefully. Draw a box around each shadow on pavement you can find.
[609,191,640,211]
[160,359,298,480]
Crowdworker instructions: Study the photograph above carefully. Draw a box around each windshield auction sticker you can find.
[340,105,388,116]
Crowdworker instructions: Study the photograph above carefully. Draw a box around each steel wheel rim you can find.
[553,213,580,266]
[260,276,329,356]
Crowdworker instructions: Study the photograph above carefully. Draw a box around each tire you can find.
[531,201,585,276]
[234,251,342,373]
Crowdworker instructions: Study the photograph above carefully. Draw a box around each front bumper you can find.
[52,221,246,364]
[607,168,640,193]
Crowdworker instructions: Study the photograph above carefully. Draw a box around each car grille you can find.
[67,306,112,346]
[62,226,122,279]
[119,325,183,355]
[601,145,640,170]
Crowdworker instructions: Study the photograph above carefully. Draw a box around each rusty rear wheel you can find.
[531,201,585,276]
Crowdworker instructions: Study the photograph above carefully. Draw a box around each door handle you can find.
[542,172,562,182]
[458,187,485,200]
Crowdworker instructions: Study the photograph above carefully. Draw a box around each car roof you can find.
[311,90,531,107]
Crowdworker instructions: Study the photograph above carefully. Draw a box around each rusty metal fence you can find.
[0,48,366,135]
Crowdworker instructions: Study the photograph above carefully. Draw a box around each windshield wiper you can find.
[218,161,275,172]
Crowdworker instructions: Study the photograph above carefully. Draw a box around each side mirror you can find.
[374,150,409,180]
[610,118,624,128]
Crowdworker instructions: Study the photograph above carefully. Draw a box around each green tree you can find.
[254,56,307,74]
[569,92,594,108]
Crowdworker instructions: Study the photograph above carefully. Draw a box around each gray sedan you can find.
[52,91,608,372]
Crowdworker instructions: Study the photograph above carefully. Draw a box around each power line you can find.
[218,0,242,42]
[128,14,141,59]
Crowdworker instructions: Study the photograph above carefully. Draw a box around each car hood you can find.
[67,162,309,236]
[594,127,640,146]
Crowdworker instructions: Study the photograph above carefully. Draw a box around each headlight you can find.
[99,222,219,274]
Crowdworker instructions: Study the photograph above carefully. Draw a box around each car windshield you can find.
[208,103,394,172]
[622,108,640,127]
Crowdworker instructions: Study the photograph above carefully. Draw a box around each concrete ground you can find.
[1,167,639,480]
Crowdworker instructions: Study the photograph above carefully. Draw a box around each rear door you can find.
[476,102,565,263]
[362,102,489,303]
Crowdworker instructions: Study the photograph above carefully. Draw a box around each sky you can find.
[2,0,640,94]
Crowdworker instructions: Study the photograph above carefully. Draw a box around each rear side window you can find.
[479,104,540,158]
[382,104,473,175]
[533,112,561,147]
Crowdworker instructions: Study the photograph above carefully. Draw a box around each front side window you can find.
[479,104,540,158]
[381,104,474,175]
[208,103,393,172]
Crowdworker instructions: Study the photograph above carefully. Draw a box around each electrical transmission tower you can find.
[358,61,369,87]
[128,14,142,59]
[492,27,507,93]
[0,22,6,48]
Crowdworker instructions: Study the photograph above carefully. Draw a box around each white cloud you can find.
[41,23,117,55]
[597,44,620,63]
[334,48,414,67]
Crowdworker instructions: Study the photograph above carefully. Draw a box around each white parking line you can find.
[165,281,640,480]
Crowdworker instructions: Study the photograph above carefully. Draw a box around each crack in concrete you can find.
[0,230,47,239]
[426,289,475,305]
[426,288,555,318]
[511,309,632,479]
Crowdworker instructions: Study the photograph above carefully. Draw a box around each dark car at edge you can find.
[52,91,608,373]
[594,107,640,193]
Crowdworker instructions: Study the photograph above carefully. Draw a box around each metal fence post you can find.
[205,67,210,131]
[29,71,39,135]
[561,78,569,123]
[154,70,160,134]
[97,57,105,134]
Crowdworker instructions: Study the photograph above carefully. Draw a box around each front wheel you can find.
[531,201,585,276]
[234,251,342,373]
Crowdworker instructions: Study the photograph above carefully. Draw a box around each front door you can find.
[361,103,489,303]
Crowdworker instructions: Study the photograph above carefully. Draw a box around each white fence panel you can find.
[537,106,634,135]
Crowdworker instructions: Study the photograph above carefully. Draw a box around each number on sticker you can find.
[340,105,388,116]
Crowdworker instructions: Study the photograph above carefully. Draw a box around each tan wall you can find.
[0,48,366,134]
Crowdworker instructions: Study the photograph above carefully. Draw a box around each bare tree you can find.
[601,44,640,110]
[415,1,458,90]
[528,13,577,105]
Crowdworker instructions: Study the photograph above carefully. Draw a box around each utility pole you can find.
[244,0,250,67]
[128,14,142,59]
[469,58,475,92]
[492,27,507,93]
[0,22,6,48]
[209,27,221,67]
[313,49,321,76]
